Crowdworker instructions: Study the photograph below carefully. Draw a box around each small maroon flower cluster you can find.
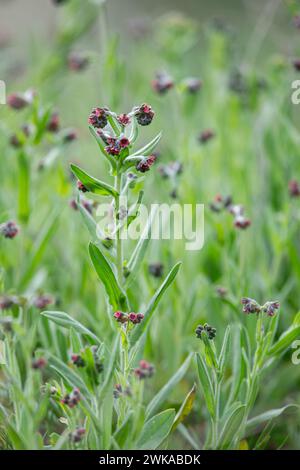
[293,59,300,71]
[113,383,132,399]
[47,112,60,133]
[242,297,280,317]
[69,198,94,214]
[113,311,144,325]
[88,107,109,129]
[152,72,174,94]
[61,387,81,408]
[0,295,19,310]
[134,104,155,126]
[182,77,202,93]
[32,357,47,370]
[0,221,19,239]
[210,194,251,230]
[148,262,164,278]
[105,136,130,156]
[289,180,300,197]
[117,114,131,126]
[33,293,53,310]
[134,360,155,380]
[70,427,85,443]
[77,180,89,193]
[71,354,85,368]
[7,93,29,110]
[68,52,89,72]
[199,129,215,144]
[136,155,156,173]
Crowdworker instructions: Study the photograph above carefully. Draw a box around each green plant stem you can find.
[115,172,123,286]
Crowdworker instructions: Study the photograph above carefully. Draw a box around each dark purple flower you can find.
[117,114,131,126]
[7,93,29,110]
[199,129,215,144]
[63,129,77,142]
[61,387,81,408]
[47,112,60,133]
[195,323,216,340]
[134,104,155,126]
[289,180,300,197]
[293,59,300,71]
[33,294,53,310]
[70,427,86,443]
[241,297,261,314]
[183,77,202,93]
[128,312,144,324]
[32,357,47,370]
[77,180,89,193]
[149,262,164,278]
[0,221,19,239]
[261,301,280,317]
[152,72,174,94]
[68,52,89,72]
[0,295,18,310]
[113,311,128,324]
[136,155,156,173]
[234,216,251,230]
[71,354,85,368]
[134,360,155,379]
[88,107,108,129]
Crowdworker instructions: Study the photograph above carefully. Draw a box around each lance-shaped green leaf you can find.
[41,310,101,345]
[196,353,215,418]
[172,383,197,431]
[246,404,299,434]
[219,325,231,375]
[89,125,117,171]
[125,205,157,287]
[130,262,181,345]
[268,325,300,356]
[17,151,30,224]
[218,404,246,449]
[89,242,128,311]
[70,163,118,198]
[146,353,193,418]
[129,131,162,158]
[136,409,175,450]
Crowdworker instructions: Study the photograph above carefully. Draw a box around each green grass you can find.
[0,0,300,450]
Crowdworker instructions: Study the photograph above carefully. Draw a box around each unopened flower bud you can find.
[128,312,144,324]
[113,311,128,324]
[68,52,89,72]
[47,112,60,133]
[199,129,215,144]
[77,180,89,193]
[149,262,164,278]
[71,354,85,368]
[33,293,53,309]
[195,323,216,340]
[134,360,155,379]
[152,72,174,94]
[289,180,300,197]
[32,357,47,370]
[7,93,29,110]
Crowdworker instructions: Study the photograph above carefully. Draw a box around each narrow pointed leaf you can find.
[218,404,246,449]
[196,353,215,418]
[89,242,128,311]
[130,262,181,345]
[41,310,100,345]
[130,131,162,157]
[246,404,299,434]
[268,326,300,356]
[70,163,118,197]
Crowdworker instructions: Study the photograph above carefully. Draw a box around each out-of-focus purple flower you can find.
[152,72,174,94]
[0,221,19,239]
[289,180,300,197]
[33,293,54,310]
[134,360,155,380]
[136,155,156,173]
[134,104,155,126]
[199,129,215,144]
[68,52,89,72]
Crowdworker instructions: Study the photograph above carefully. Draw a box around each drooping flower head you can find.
[88,107,109,129]
[134,104,155,126]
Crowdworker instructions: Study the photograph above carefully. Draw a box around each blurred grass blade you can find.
[17,151,30,224]
[70,163,118,197]
[89,242,128,311]
[196,353,215,418]
[41,310,101,345]
[136,409,175,450]
[130,262,181,346]
[172,383,197,431]
[19,209,60,288]
[146,353,193,419]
